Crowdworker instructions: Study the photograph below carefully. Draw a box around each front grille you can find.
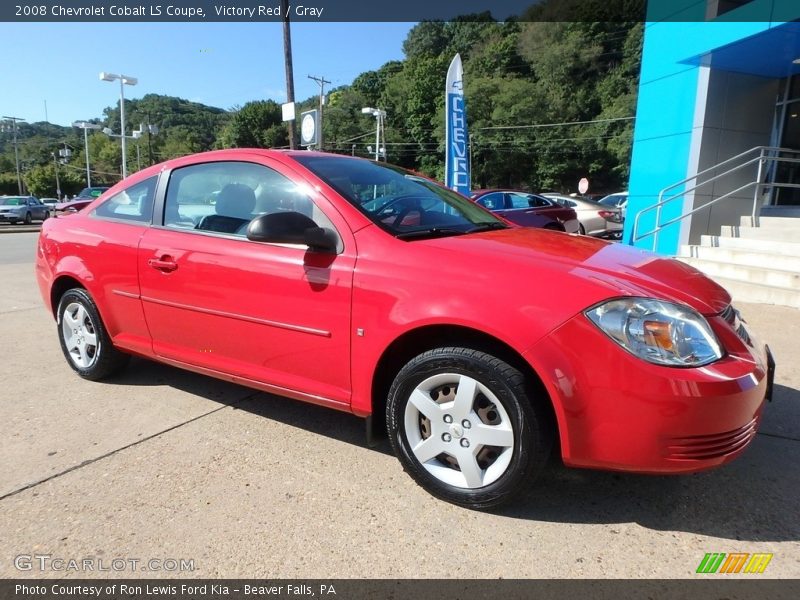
[719,304,751,345]
[665,418,758,460]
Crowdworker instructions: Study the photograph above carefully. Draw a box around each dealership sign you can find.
[445,54,470,196]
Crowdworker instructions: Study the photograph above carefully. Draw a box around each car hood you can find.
[420,228,730,315]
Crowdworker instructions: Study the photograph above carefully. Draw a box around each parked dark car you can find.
[471,190,580,233]
[75,186,110,200]
[55,187,112,216]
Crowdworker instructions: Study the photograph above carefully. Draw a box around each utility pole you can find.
[308,74,331,151]
[2,116,25,194]
[52,152,61,199]
[146,112,155,166]
[281,0,297,149]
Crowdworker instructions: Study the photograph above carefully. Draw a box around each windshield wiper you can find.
[466,222,508,233]
[395,227,468,240]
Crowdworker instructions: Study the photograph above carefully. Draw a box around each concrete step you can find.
[679,244,800,272]
[682,272,800,309]
[680,257,800,290]
[700,234,800,256]
[720,225,799,242]
[740,215,800,228]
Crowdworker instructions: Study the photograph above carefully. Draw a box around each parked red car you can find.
[36,150,774,509]
[471,189,581,233]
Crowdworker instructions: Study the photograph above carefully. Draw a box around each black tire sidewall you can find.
[56,288,127,380]
[387,348,549,509]
[24,212,32,224]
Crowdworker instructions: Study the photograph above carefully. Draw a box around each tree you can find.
[218,100,288,149]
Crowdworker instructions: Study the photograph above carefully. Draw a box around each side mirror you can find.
[303,226,339,253]
[247,211,339,253]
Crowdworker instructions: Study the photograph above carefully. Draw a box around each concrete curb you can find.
[0,226,41,234]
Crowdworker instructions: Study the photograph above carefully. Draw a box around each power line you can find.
[477,116,635,131]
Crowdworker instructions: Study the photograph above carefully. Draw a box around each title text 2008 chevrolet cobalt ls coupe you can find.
[36,150,774,509]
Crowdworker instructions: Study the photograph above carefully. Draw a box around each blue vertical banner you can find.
[445,54,470,195]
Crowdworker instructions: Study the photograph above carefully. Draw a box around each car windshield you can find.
[0,197,24,206]
[294,155,507,239]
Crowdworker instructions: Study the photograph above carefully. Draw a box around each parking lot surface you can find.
[1,232,798,578]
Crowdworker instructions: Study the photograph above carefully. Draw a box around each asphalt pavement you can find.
[0,232,798,579]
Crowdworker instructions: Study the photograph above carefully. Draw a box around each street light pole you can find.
[361,107,386,161]
[100,72,138,178]
[3,116,25,194]
[102,126,142,176]
[73,121,101,187]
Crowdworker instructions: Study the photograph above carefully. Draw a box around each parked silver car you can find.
[0,196,50,224]
[542,193,623,239]
[598,191,628,222]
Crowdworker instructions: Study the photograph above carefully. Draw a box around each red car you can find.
[36,150,774,509]
[471,189,581,233]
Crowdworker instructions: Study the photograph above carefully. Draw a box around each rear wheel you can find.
[386,347,552,509]
[57,288,130,380]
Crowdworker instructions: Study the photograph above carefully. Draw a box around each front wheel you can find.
[43,211,51,220]
[57,288,130,380]
[386,347,552,509]
[24,212,32,224]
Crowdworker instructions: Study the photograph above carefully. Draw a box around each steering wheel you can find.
[373,195,423,217]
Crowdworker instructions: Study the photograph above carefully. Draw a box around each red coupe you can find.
[36,150,774,509]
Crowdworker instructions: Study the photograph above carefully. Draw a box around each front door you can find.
[137,158,355,405]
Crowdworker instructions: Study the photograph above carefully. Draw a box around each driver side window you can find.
[163,161,334,239]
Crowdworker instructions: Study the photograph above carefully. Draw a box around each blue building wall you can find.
[626,0,797,254]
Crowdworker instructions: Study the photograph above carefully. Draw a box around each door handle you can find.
[148,255,178,273]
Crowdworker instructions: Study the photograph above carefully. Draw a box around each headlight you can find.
[585,298,723,367]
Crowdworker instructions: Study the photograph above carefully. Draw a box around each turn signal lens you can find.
[585,298,723,367]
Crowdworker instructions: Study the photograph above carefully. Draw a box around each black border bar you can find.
[2,580,800,600]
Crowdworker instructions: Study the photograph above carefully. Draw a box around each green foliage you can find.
[24,162,82,198]
[217,100,288,149]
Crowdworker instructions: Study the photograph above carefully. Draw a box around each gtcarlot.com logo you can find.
[14,554,196,573]
[696,553,773,574]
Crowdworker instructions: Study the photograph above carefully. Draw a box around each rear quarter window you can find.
[91,177,157,224]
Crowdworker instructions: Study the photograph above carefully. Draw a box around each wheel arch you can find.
[370,324,559,447]
[49,275,86,319]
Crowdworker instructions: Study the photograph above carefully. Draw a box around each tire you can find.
[56,288,130,380]
[578,224,586,235]
[43,211,50,220]
[24,212,32,225]
[386,347,552,509]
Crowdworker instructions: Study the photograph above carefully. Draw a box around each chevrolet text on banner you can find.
[445,53,470,196]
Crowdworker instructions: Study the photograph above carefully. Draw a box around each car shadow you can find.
[109,360,798,542]
[111,357,392,457]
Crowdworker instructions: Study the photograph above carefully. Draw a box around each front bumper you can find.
[0,213,22,221]
[525,305,771,474]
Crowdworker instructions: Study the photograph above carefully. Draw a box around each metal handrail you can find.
[632,146,800,250]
